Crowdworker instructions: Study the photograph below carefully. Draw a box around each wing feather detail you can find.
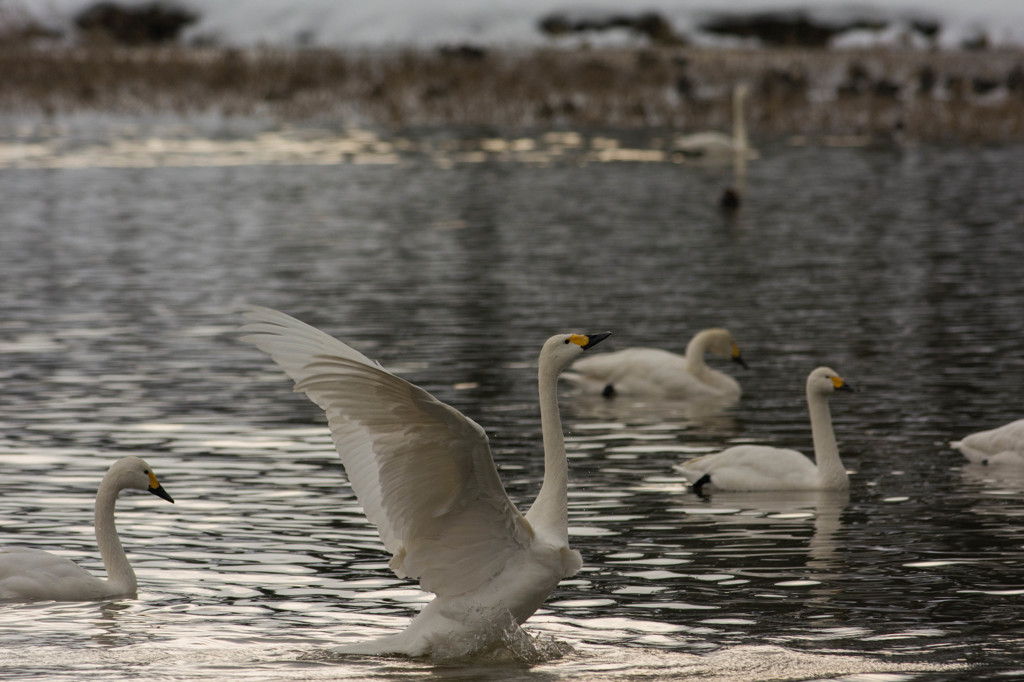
[240,308,533,597]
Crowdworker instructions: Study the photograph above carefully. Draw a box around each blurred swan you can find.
[562,328,746,402]
[0,457,174,602]
[673,84,757,162]
[675,367,854,493]
[239,307,609,657]
[951,419,1024,466]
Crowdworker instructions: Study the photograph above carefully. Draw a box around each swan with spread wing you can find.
[240,307,609,656]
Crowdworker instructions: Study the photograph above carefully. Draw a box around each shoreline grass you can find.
[2,45,1023,143]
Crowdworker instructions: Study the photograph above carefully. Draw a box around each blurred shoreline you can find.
[2,45,1023,144]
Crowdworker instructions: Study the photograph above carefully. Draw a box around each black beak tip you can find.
[149,485,175,504]
[733,355,749,369]
[584,331,611,350]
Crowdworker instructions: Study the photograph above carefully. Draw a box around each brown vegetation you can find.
[1,44,1023,143]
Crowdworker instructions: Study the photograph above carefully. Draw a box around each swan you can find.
[673,84,757,162]
[0,456,174,602]
[951,419,1024,466]
[239,307,609,657]
[562,327,746,402]
[674,367,854,493]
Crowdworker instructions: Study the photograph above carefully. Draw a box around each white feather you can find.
[563,327,745,402]
[0,457,174,602]
[239,307,608,656]
[675,367,853,492]
[951,419,1024,466]
[673,84,757,162]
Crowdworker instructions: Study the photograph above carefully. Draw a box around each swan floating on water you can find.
[239,307,609,657]
[673,84,757,162]
[562,328,746,403]
[675,367,854,493]
[0,456,174,602]
[951,419,1024,466]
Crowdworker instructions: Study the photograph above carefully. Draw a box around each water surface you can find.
[1,129,1022,679]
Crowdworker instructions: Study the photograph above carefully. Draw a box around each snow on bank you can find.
[23,0,1024,49]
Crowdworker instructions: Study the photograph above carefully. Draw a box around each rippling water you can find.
[1,127,1023,679]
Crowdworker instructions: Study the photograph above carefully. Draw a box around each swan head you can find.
[541,331,611,372]
[108,456,175,503]
[696,328,748,369]
[807,366,855,396]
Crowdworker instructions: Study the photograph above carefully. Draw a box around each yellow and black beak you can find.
[580,331,611,350]
[731,344,748,369]
[147,471,175,503]
[832,376,856,393]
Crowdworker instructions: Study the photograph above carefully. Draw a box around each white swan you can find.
[0,456,174,602]
[562,327,746,402]
[239,307,609,657]
[673,84,757,162]
[951,419,1024,466]
[674,367,854,493]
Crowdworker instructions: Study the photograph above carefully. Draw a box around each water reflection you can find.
[570,393,741,430]
[959,461,1024,492]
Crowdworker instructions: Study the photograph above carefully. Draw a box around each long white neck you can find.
[684,334,711,377]
[807,390,848,489]
[732,88,748,152]
[684,334,732,392]
[525,356,569,540]
[94,477,136,596]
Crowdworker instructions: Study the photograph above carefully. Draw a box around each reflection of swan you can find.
[563,328,746,403]
[240,307,609,657]
[0,457,174,602]
[675,367,854,493]
[951,419,1024,466]
[690,490,848,570]
[802,490,848,572]
[959,459,1024,489]
[673,84,756,162]
[570,393,741,429]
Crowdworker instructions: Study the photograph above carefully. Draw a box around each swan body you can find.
[951,419,1024,466]
[674,84,757,162]
[675,367,853,493]
[674,132,737,159]
[239,307,609,657]
[0,456,174,602]
[563,328,746,402]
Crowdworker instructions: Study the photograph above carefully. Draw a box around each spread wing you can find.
[239,307,534,598]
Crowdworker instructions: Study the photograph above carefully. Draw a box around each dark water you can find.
[0,128,1023,680]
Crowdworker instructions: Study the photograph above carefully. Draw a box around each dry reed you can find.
[1,45,1022,142]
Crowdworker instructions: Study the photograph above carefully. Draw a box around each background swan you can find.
[673,84,757,162]
[674,366,854,493]
[0,456,174,602]
[562,327,746,402]
[239,307,609,657]
[951,419,1024,466]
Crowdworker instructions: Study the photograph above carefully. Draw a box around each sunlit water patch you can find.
[0,124,694,171]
